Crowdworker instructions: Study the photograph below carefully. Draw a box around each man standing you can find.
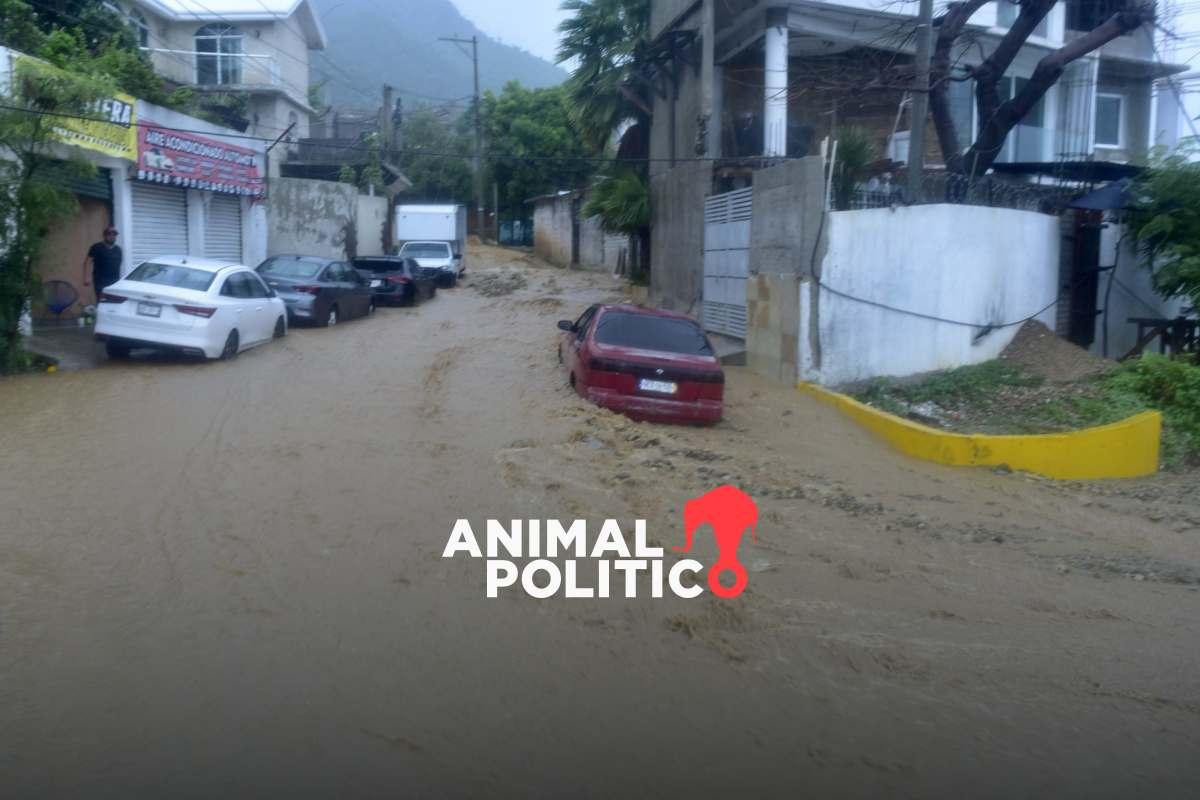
[83,226,123,303]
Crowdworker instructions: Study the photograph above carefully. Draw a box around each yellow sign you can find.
[15,55,137,161]
[53,92,138,160]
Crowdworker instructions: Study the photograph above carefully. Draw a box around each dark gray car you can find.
[256,256,374,327]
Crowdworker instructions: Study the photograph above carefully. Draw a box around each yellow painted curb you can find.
[798,382,1161,480]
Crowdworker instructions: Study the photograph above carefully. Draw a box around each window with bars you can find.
[195,24,243,86]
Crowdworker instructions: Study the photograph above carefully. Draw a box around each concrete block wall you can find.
[532,193,609,271]
[267,177,356,259]
[533,195,574,267]
[748,157,826,277]
[746,273,801,384]
[650,162,711,312]
[355,195,389,257]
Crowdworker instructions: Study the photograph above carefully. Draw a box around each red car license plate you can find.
[638,378,677,394]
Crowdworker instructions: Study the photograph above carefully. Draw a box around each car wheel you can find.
[105,341,131,360]
[273,316,286,339]
[368,299,376,316]
[220,329,240,360]
[557,343,562,364]
[449,275,458,288]
[324,306,339,327]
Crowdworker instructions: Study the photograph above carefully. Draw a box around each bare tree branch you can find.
[963,2,1156,175]
[929,0,990,172]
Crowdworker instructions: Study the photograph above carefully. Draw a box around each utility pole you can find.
[906,0,934,204]
[380,84,395,152]
[439,35,483,241]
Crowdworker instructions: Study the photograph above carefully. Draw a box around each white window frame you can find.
[1094,92,1125,149]
[194,24,244,86]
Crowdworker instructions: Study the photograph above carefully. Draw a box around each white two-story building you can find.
[111,0,326,161]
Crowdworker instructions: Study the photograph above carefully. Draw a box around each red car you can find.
[557,304,724,424]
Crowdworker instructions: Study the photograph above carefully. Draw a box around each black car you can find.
[353,256,438,306]
[256,255,375,327]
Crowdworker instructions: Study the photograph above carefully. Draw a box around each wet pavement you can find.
[2,245,1199,798]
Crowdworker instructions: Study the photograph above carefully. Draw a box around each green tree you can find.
[0,0,225,117]
[830,127,877,211]
[0,59,110,372]
[1128,145,1200,310]
[583,167,649,281]
[557,0,650,152]
[481,82,594,218]
[398,106,473,203]
[0,0,46,54]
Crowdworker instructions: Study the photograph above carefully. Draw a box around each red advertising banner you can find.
[136,123,264,197]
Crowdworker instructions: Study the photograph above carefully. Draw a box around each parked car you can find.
[557,304,724,424]
[398,240,463,287]
[95,257,287,360]
[256,256,374,326]
[352,256,437,306]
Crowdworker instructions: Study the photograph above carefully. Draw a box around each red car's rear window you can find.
[594,312,714,355]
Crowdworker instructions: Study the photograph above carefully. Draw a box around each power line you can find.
[0,102,813,164]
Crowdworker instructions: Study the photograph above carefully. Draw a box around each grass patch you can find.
[860,361,1043,407]
[851,355,1200,469]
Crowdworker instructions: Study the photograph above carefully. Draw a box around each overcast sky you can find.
[452,0,569,63]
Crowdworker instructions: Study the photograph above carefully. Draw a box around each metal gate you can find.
[131,183,189,266]
[204,195,243,262]
[702,187,752,339]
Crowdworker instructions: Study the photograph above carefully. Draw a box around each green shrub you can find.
[1107,355,1200,465]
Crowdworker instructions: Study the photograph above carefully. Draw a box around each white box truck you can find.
[394,204,467,287]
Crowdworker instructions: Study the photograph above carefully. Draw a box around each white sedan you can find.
[95,256,288,360]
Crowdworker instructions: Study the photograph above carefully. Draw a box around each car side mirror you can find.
[557,320,574,332]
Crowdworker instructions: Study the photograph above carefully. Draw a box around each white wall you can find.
[355,195,389,257]
[805,204,1060,386]
[1093,219,1187,359]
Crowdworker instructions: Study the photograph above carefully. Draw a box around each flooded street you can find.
[3,245,1200,798]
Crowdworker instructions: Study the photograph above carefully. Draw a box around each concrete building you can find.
[114,0,326,167]
[646,0,1189,382]
[2,46,268,325]
[529,191,630,273]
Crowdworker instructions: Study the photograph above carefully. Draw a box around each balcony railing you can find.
[141,47,282,90]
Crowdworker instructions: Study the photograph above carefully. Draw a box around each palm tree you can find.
[557,0,650,153]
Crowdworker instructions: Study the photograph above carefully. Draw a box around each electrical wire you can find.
[816,278,1060,329]
[0,102,806,163]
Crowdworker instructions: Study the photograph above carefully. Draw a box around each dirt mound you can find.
[471,271,529,297]
[1000,320,1113,382]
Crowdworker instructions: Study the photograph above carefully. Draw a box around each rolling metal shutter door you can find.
[204,195,243,262]
[131,183,189,266]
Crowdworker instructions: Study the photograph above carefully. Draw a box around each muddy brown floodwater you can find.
[2,244,1199,798]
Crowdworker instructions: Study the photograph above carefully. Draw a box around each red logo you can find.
[675,485,758,598]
